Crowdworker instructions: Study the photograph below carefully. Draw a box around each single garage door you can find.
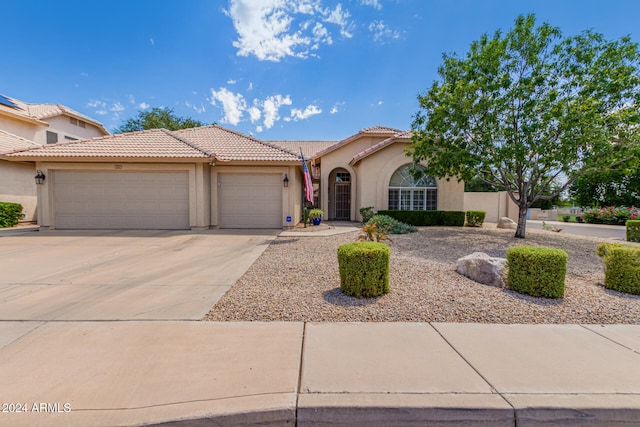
[219,174,282,228]
[54,171,190,229]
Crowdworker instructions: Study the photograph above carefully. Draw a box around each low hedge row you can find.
[627,220,640,243]
[597,243,640,295]
[466,210,486,227]
[0,202,23,228]
[337,241,390,298]
[377,210,466,227]
[506,246,567,298]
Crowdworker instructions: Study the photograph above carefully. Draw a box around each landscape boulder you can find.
[456,252,507,287]
[497,217,517,230]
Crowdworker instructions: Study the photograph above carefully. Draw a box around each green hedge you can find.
[627,220,640,243]
[466,210,486,227]
[337,242,390,298]
[377,210,466,227]
[506,246,567,298]
[0,202,23,228]
[597,243,640,295]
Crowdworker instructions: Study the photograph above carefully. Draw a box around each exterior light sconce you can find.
[283,174,289,187]
[35,170,46,185]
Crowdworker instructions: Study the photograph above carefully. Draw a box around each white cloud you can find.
[256,125,264,133]
[248,104,262,123]
[127,94,136,104]
[227,79,237,84]
[186,101,206,114]
[110,102,125,112]
[87,99,105,109]
[368,20,400,43]
[95,110,108,116]
[262,94,292,128]
[247,82,254,91]
[150,38,155,45]
[291,104,322,121]
[209,87,247,125]
[80,72,89,78]
[138,102,150,110]
[360,0,382,10]
[225,0,354,61]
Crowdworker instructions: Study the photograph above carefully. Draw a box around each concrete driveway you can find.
[0,229,277,321]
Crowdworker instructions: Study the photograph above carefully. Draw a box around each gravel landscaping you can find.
[204,225,640,324]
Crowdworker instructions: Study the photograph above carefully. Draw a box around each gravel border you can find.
[205,225,640,323]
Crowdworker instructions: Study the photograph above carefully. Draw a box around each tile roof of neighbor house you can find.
[268,140,338,158]
[0,95,109,135]
[350,130,414,165]
[4,125,303,162]
[0,129,41,155]
[312,125,403,159]
[173,126,301,162]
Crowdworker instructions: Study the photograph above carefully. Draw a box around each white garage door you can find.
[219,174,282,228]
[54,171,190,229]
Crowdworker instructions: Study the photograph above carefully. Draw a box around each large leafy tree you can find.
[571,169,640,207]
[114,107,207,133]
[410,14,640,238]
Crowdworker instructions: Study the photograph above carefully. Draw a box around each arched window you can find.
[388,164,437,210]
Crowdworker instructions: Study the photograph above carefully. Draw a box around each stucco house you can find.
[2,124,465,230]
[0,94,109,221]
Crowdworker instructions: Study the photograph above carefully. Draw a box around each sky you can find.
[2,0,640,141]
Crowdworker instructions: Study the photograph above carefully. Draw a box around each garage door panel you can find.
[54,171,189,230]
[219,174,282,228]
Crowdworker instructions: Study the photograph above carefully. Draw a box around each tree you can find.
[571,169,640,207]
[114,107,207,133]
[410,14,640,238]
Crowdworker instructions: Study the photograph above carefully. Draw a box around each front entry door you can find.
[334,182,351,220]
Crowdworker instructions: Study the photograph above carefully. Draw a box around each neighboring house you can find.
[2,124,466,230]
[0,130,41,220]
[0,94,109,145]
[0,94,109,221]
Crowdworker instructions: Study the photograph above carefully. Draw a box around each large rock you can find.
[497,217,517,230]
[456,252,507,287]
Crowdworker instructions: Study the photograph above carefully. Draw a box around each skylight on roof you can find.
[0,95,22,110]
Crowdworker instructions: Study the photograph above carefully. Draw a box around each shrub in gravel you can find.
[338,242,390,298]
[366,214,417,234]
[465,210,486,227]
[0,202,23,228]
[626,220,640,242]
[506,246,567,298]
[597,244,640,295]
[359,206,376,224]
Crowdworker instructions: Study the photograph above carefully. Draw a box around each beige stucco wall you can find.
[38,116,107,143]
[0,160,37,221]
[321,139,465,221]
[464,191,519,223]
[0,116,40,142]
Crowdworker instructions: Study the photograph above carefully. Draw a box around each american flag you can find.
[301,152,314,202]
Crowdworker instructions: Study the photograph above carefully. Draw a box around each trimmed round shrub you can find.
[466,210,486,227]
[366,214,417,234]
[597,244,640,295]
[627,220,640,243]
[338,242,390,298]
[506,246,568,298]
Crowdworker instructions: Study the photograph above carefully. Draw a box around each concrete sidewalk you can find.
[1,321,639,426]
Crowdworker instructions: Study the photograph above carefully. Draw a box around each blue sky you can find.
[3,0,639,140]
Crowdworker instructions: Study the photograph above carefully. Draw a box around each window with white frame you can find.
[388,164,437,210]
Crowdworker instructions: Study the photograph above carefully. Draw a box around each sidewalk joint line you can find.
[295,322,308,422]
[579,324,640,354]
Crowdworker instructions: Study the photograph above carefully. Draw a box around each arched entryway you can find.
[328,168,351,220]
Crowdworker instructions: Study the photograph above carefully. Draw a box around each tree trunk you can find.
[514,204,528,238]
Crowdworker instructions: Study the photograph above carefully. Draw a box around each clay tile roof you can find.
[5,128,209,159]
[0,130,40,155]
[350,130,414,165]
[313,125,403,159]
[173,125,301,162]
[0,95,109,135]
[268,140,338,158]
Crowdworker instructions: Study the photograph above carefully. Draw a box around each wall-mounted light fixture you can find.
[283,174,289,187]
[34,170,46,185]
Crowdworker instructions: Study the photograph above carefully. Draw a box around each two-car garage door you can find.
[54,171,190,230]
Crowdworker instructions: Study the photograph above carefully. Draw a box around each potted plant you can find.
[309,209,324,226]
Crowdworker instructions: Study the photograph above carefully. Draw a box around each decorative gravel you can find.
[204,225,640,324]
